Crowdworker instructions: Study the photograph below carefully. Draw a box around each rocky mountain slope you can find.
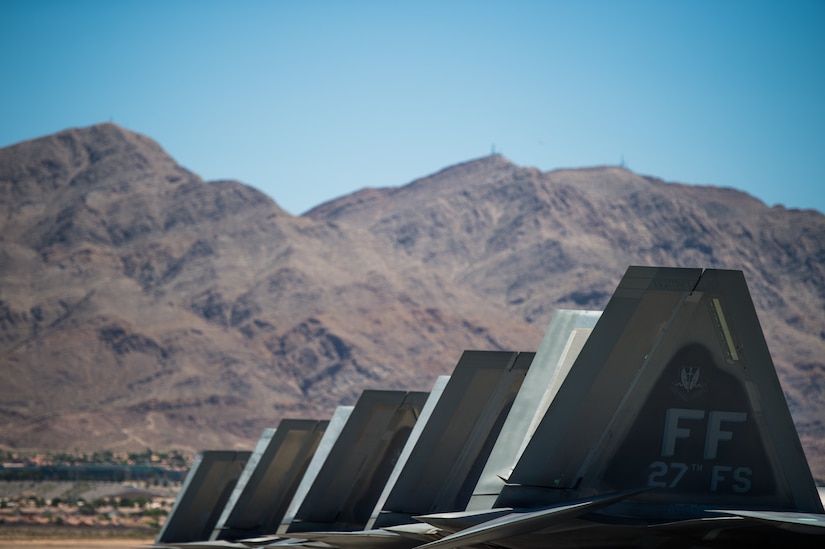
[1,124,823,480]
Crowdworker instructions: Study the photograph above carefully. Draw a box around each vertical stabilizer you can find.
[468,310,601,510]
[211,419,328,540]
[372,351,533,527]
[367,375,451,529]
[498,267,822,519]
[278,405,353,534]
[210,428,277,540]
[156,450,250,544]
[286,390,428,533]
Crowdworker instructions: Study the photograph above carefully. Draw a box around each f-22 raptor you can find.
[415,267,824,548]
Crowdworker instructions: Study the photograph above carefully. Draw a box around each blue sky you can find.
[2,0,824,215]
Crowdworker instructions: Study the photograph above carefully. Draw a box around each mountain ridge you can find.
[1,124,823,481]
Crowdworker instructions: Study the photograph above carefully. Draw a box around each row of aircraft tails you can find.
[152,267,825,549]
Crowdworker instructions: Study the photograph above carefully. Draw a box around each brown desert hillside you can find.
[0,124,537,453]
[1,124,823,480]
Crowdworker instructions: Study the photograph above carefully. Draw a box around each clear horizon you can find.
[2,0,823,215]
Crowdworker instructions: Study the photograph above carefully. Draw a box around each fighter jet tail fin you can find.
[497,267,822,520]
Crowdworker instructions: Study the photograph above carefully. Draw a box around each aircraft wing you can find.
[233,534,285,546]
[271,530,419,549]
[414,505,825,549]
[412,507,514,533]
[711,509,825,534]
[148,542,250,549]
[382,522,443,541]
[259,538,332,548]
[415,488,647,549]
[255,525,444,549]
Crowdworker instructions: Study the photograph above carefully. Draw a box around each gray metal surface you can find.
[277,405,353,534]
[467,310,601,511]
[211,419,328,541]
[372,351,534,528]
[413,267,824,548]
[285,389,429,533]
[367,375,451,529]
[498,267,823,516]
[156,450,251,544]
